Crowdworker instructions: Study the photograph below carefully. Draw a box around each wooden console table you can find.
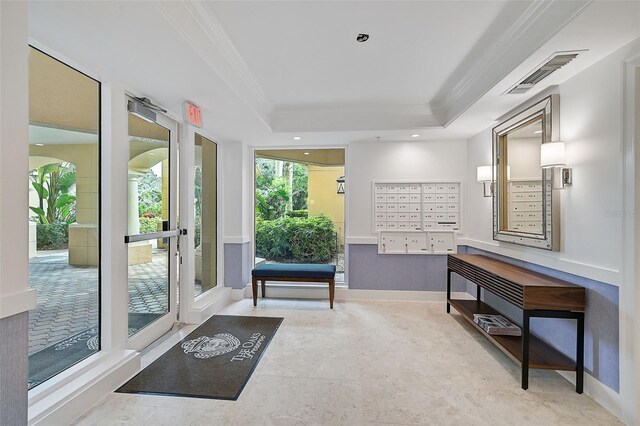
[446,254,585,393]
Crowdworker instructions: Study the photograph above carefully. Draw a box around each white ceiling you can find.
[27,1,640,146]
[206,1,508,108]
[29,125,97,146]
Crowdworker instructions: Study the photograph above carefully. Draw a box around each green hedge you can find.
[36,222,69,250]
[139,217,162,234]
[285,209,308,218]
[256,214,337,263]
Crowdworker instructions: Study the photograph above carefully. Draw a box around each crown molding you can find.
[153,1,273,129]
[432,0,591,127]
[271,104,442,132]
[153,0,590,134]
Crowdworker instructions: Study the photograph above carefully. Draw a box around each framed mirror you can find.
[492,95,560,251]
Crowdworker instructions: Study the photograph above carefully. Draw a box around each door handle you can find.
[124,230,180,243]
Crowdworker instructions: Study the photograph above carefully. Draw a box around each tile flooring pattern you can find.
[74,299,621,425]
[28,250,169,354]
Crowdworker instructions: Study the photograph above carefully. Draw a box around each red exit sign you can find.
[184,102,202,128]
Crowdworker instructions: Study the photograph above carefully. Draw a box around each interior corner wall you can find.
[223,141,251,289]
[346,139,467,291]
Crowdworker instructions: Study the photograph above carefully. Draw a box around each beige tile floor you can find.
[73,299,621,426]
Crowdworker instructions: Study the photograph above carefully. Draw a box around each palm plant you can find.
[29,162,77,224]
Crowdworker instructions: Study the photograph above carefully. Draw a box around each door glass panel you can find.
[194,134,217,297]
[127,113,170,335]
[27,47,100,389]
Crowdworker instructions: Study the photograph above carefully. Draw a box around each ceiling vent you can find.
[506,51,584,95]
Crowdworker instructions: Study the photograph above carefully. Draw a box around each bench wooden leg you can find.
[252,277,258,306]
[261,279,266,298]
[329,279,335,309]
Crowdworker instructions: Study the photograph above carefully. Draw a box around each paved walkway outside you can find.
[28,250,170,355]
[28,248,337,355]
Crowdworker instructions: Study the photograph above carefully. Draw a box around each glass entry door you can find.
[125,99,179,350]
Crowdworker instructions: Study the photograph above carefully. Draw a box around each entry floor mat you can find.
[28,312,162,389]
[117,315,283,400]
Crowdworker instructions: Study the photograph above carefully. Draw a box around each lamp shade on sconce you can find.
[541,142,566,168]
[477,166,492,182]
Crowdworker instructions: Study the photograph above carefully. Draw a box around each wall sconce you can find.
[540,142,572,189]
[477,165,510,197]
[336,176,345,194]
[477,166,493,197]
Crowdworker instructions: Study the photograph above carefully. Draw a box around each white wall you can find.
[347,139,467,239]
[222,141,245,241]
[464,38,640,286]
[508,137,542,180]
[0,1,36,318]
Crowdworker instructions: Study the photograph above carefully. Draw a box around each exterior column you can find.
[68,147,99,266]
[128,173,140,235]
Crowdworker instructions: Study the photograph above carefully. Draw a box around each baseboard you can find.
[29,350,139,425]
[231,285,250,300]
[340,289,472,302]
[557,370,623,422]
[186,287,233,324]
[237,283,472,303]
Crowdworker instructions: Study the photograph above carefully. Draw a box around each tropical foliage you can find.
[29,162,77,224]
[255,158,308,220]
[138,170,163,217]
[36,222,69,250]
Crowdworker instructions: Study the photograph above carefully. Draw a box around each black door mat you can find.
[117,315,283,400]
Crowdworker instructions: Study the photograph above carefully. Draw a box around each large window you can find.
[27,48,100,388]
[254,149,345,282]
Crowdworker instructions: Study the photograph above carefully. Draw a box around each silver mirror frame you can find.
[492,94,560,251]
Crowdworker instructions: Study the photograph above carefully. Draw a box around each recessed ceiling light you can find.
[293,136,302,140]
[34,143,44,147]
[411,134,420,138]
[534,130,542,134]
[304,152,310,155]
[356,33,369,43]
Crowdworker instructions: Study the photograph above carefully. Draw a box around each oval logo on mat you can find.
[181,333,240,359]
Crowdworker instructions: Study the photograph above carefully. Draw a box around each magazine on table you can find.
[473,314,522,336]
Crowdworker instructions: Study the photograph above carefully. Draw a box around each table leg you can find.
[522,310,531,390]
[329,279,335,309]
[446,268,452,313]
[576,312,585,394]
[252,277,258,307]
[476,284,481,302]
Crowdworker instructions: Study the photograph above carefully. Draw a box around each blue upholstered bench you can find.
[251,264,337,309]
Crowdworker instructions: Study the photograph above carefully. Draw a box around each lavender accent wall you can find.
[347,244,467,291]
[224,242,251,289]
[461,246,620,392]
[0,312,28,425]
